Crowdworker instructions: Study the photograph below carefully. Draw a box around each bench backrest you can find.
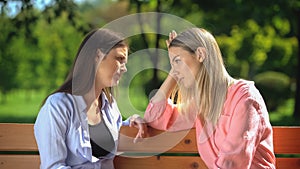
[0,123,299,169]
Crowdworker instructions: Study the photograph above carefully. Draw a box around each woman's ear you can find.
[195,47,206,63]
[95,49,102,62]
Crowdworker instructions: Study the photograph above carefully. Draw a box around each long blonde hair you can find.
[169,28,231,125]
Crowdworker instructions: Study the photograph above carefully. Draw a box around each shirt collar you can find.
[72,91,111,113]
[100,91,110,110]
[72,94,87,113]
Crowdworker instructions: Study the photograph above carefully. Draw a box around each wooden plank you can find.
[119,126,300,154]
[273,127,300,154]
[114,156,208,169]
[118,126,198,153]
[1,124,299,154]
[275,157,300,169]
[0,123,38,151]
[1,123,300,169]
[0,155,40,169]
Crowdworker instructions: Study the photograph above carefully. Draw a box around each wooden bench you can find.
[0,123,299,169]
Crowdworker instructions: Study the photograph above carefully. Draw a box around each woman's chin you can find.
[112,80,120,86]
[179,82,189,89]
[181,81,195,89]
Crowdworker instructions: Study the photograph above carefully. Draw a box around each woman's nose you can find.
[170,68,179,79]
[120,64,127,73]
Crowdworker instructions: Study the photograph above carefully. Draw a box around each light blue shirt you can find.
[34,92,129,169]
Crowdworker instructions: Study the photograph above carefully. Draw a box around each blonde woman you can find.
[144,28,276,168]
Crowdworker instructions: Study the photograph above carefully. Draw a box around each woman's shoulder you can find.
[43,92,85,113]
[226,79,261,106]
[228,79,256,97]
[45,92,74,105]
[44,92,86,114]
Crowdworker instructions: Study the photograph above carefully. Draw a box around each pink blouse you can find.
[144,80,276,169]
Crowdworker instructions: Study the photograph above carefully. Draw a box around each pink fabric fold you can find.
[144,80,276,169]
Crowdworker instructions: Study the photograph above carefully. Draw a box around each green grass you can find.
[0,89,142,123]
[269,98,298,126]
[0,89,298,126]
[0,90,46,123]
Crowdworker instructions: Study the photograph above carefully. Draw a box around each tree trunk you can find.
[294,8,300,124]
[152,0,162,83]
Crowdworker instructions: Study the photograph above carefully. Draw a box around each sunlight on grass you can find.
[0,90,47,123]
[269,99,296,126]
[0,90,298,125]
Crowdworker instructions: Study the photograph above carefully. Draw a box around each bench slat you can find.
[273,127,300,154]
[118,126,198,153]
[1,155,299,169]
[2,124,300,154]
[0,123,38,151]
[0,155,40,169]
[276,157,300,169]
[1,123,299,169]
[114,156,208,169]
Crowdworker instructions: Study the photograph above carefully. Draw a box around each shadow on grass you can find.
[270,115,299,126]
[0,116,36,123]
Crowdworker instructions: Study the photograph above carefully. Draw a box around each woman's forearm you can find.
[151,75,177,103]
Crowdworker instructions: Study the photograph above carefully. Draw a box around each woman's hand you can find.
[129,114,148,143]
[148,30,178,103]
[166,30,177,48]
[166,30,179,81]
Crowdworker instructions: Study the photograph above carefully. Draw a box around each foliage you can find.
[0,0,299,123]
[0,16,18,97]
[269,99,298,126]
[254,71,291,111]
[0,0,86,93]
[216,19,298,79]
[33,12,83,90]
[127,0,299,121]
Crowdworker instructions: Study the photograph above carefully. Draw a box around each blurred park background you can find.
[0,0,299,126]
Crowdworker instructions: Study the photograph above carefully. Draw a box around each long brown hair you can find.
[42,28,127,105]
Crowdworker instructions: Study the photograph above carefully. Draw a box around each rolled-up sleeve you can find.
[34,97,71,169]
[144,99,195,131]
[215,96,263,169]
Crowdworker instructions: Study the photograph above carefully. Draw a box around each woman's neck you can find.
[83,88,103,111]
[84,91,103,125]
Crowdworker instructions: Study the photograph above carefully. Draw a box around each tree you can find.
[33,12,83,91]
[294,6,300,122]
[0,0,88,92]
[0,15,18,102]
[165,0,299,122]
[128,0,166,97]
[126,0,299,122]
[0,0,39,101]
